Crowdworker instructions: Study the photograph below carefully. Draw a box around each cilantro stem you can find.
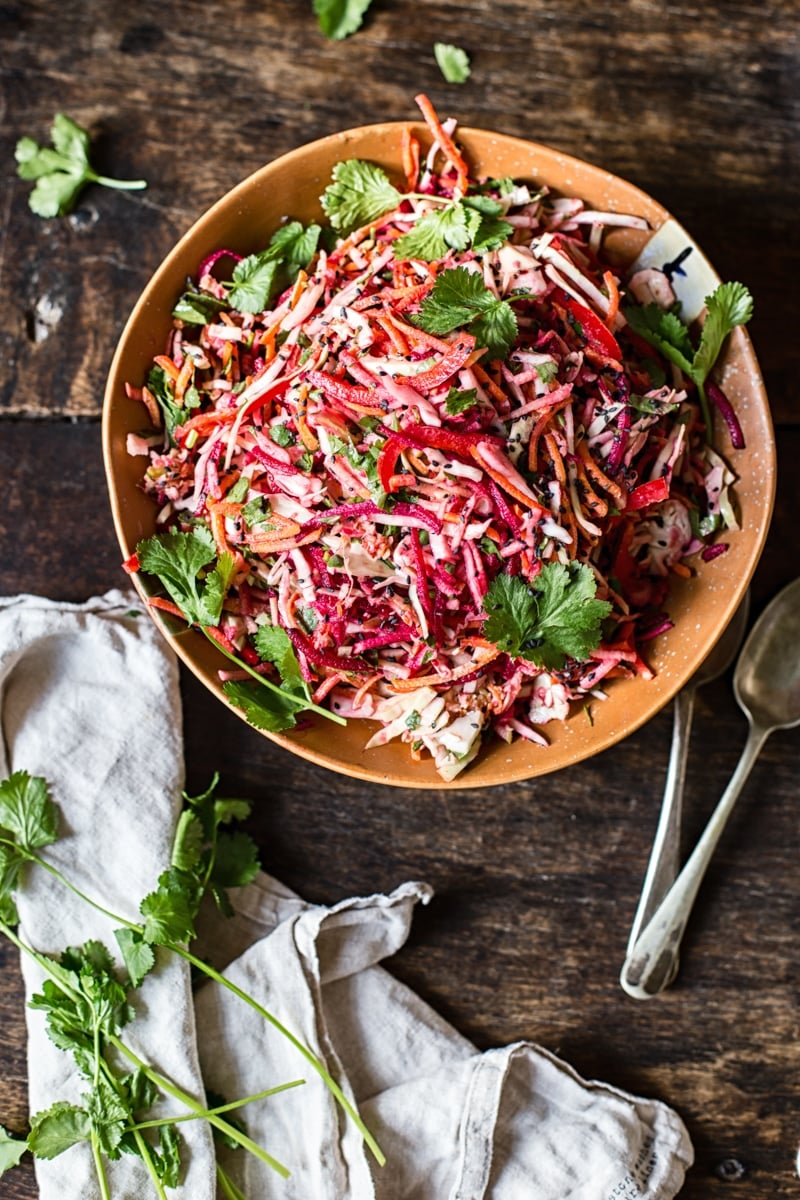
[97,1056,169,1200]
[175,946,385,1166]
[0,840,140,933]
[129,1079,305,1131]
[130,1127,169,1200]
[89,172,147,191]
[217,1164,247,1200]
[109,1036,291,1179]
[199,628,347,726]
[91,1132,112,1200]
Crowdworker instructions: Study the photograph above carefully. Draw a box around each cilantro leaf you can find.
[483,562,611,669]
[313,0,374,39]
[86,1076,128,1158]
[15,113,146,218]
[623,302,695,376]
[223,679,305,732]
[0,1125,27,1175]
[253,624,305,691]
[173,289,228,325]
[27,1102,91,1159]
[267,220,322,275]
[0,771,58,853]
[414,266,518,360]
[136,528,223,626]
[226,221,321,313]
[434,42,471,84]
[691,281,754,384]
[394,202,480,261]
[213,830,260,890]
[140,869,199,945]
[150,1122,182,1188]
[445,386,479,415]
[470,214,515,254]
[321,159,403,234]
[114,928,156,989]
[227,254,281,314]
[145,365,191,441]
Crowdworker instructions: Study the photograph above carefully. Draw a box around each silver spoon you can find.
[623,594,751,981]
[621,577,800,1000]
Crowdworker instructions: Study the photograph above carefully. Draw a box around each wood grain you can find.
[0,3,799,1196]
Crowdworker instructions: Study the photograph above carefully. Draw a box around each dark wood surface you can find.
[1,2,799,1196]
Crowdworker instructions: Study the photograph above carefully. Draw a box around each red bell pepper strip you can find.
[560,292,622,360]
[400,332,475,392]
[626,476,670,511]
[306,371,387,416]
[379,422,502,458]
[377,436,404,492]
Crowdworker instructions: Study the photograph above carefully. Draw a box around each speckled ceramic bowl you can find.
[103,122,775,788]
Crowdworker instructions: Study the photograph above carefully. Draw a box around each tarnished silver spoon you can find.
[621,578,800,1000]
[623,595,751,978]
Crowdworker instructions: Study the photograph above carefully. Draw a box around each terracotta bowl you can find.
[103,122,776,788]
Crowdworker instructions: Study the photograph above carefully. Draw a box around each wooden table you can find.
[1,2,798,1195]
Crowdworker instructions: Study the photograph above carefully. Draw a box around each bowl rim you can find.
[103,120,776,789]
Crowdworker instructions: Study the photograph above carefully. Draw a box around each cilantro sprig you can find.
[0,771,385,1178]
[135,530,345,733]
[15,113,146,218]
[625,281,753,437]
[413,265,518,361]
[483,562,611,670]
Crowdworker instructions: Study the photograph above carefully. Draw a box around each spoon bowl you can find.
[621,577,800,999]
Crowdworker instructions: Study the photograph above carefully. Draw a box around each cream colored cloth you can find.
[0,591,694,1199]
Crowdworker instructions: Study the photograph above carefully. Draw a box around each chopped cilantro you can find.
[445,385,479,415]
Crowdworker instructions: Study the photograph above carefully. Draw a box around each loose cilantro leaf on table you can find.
[483,562,611,670]
[434,42,471,84]
[313,0,374,39]
[321,159,403,233]
[414,265,518,360]
[15,113,146,218]
[0,1125,27,1175]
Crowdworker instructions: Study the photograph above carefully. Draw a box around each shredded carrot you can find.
[401,126,420,191]
[153,355,181,382]
[414,93,469,193]
[603,270,620,328]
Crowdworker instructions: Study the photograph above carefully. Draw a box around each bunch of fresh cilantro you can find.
[0,770,383,1192]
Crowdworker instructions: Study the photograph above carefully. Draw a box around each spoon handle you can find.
[626,685,697,956]
[620,723,769,999]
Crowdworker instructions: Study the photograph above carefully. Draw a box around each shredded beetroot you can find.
[707,381,745,449]
[701,542,729,561]
[198,248,244,278]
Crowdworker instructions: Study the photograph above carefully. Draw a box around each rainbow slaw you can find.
[125,95,748,780]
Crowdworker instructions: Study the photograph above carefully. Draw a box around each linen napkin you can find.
[0,590,694,1199]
